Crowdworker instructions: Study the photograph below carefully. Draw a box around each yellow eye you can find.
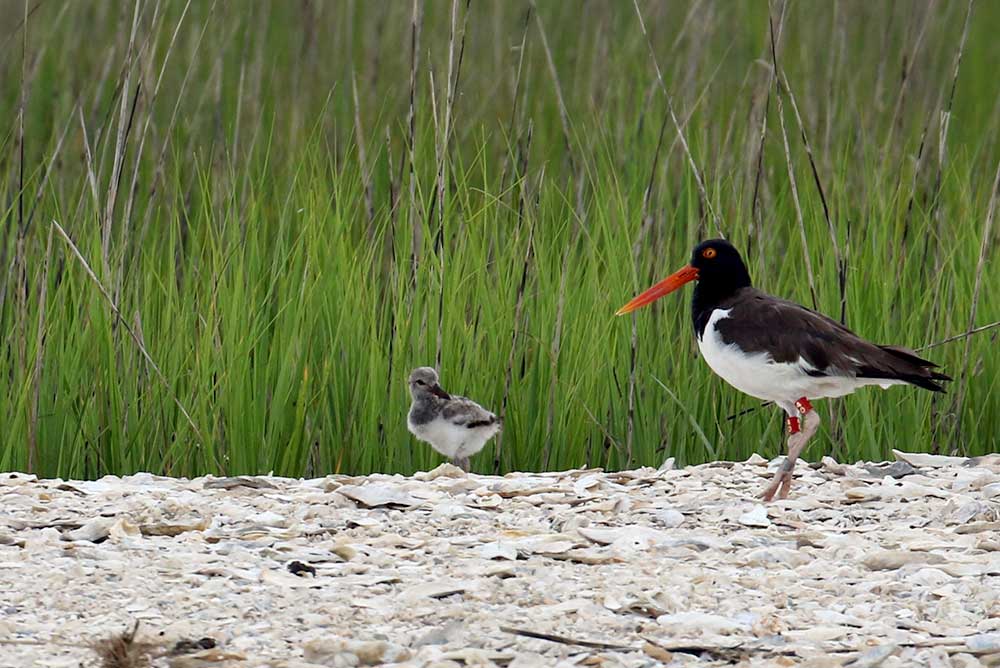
[702,247,717,259]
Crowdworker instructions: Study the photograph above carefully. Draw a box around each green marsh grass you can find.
[0,1,997,479]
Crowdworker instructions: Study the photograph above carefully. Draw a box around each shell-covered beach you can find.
[2,452,998,667]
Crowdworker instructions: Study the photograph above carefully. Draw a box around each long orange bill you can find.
[616,265,699,315]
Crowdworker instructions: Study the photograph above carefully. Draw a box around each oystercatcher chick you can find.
[617,239,950,501]
[407,367,501,472]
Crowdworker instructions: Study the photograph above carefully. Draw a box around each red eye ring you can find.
[702,248,717,259]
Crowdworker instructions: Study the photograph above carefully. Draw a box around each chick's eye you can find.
[702,248,717,259]
[416,380,425,385]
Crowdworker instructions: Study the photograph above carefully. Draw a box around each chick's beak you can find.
[430,384,451,400]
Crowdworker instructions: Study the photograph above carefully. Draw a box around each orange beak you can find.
[616,265,699,315]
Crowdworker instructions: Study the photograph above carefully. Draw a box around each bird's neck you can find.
[692,276,751,338]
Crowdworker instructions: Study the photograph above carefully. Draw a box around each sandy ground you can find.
[0,452,998,668]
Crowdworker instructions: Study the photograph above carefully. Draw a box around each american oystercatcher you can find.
[407,367,502,472]
[617,239,950,500]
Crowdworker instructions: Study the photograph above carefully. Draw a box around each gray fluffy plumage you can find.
[406,367,501,471]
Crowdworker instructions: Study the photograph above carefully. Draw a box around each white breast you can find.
[408,416,500,459]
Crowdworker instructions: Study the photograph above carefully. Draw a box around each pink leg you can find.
[760,398,820,501]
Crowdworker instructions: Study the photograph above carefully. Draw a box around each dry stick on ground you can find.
[632,0,722,237]
[51,220,207,448]
[500,626,637,652]
[767,4,818,310]
[949,158,1000,450]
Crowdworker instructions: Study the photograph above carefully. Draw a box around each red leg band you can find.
[786,416,801,434]
[795,397,813,414]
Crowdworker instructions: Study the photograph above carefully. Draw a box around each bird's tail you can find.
[873,345,952,392]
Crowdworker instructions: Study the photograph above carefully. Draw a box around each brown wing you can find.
[716,288,949,391]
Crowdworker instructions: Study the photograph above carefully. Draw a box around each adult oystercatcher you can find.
[407,367,502,472]
[617,239,950,500]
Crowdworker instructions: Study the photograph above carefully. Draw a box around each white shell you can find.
[738,504,771,528]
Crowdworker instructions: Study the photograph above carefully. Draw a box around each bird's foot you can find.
[452,456,471,473]
[759,457,796,502]
[758,476,783,502]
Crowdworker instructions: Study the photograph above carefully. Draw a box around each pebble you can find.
[738,504,771,528]
[967,633,1000,653]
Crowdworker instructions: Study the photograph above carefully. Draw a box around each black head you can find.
[689,239,752,295]
[688,239,753,336]
[616,238,753,339]
[616,238,753,317]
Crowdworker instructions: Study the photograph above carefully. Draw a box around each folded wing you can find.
[717,289,951,392]
[442,397,502,429]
